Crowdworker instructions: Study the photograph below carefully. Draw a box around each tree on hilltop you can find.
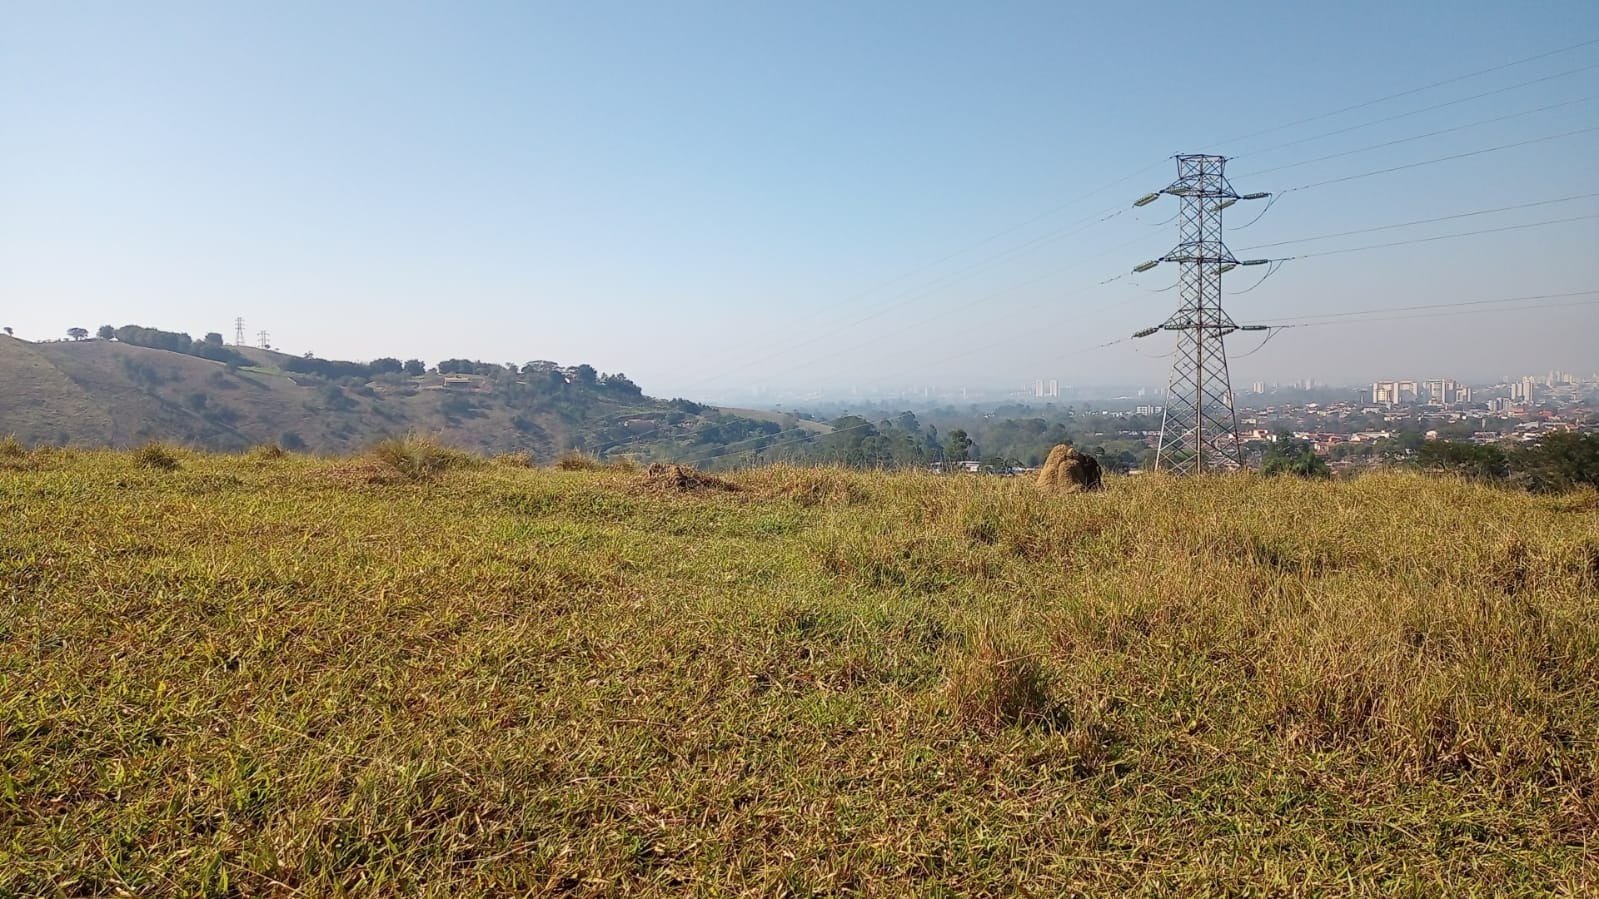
[67,327,89,341]
[565,364,597,386]
[599,372,643,397]
[97,325,115,339]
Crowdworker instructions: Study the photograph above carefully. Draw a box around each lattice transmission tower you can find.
[1128,155,1274,473]
[234,317,247,347]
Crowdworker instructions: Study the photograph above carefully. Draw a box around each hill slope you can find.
[0,337,753,459]
[2,449,1595,895]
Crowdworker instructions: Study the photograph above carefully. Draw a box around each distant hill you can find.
[0,334,768,459]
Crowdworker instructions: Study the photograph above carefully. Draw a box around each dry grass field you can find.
[2,442,1596,896]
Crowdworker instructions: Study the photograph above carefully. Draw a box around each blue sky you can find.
[3,0,1596,397]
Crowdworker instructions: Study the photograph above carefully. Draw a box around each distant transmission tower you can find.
[234,317,247,346]
[1128,155,1275,473]
[257,330,271,350]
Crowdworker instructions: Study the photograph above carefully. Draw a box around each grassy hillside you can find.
[0,336,114,446]
[0,338,741,459]
[2,447,1596,895]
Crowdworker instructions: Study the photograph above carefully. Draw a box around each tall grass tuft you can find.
[945,620,1062,732]
[492,451,536,468]
[554,450,605,470]
[0,434,24,458]
[132,441,181,470]
[370,434,477,481]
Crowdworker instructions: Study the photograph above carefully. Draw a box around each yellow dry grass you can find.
[1,451,1595,896]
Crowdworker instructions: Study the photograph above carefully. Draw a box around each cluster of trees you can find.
[1417,433,1598,493]
[100,325,250,366]
[661,408,1148,473]
[1259,436,1332,478]
[271,352,643,400]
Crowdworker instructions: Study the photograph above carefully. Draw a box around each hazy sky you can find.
[3,1,1596,399]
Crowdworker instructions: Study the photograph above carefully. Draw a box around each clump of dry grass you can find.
[131,441,181,470]
[736,464,873,506]
[633,462,738,495]
[492,451,536,468]
[945,620,1062,732]
[370,434,477,481]
[554,450,604,470]
[250,443,285,460]
[0,434,24,458]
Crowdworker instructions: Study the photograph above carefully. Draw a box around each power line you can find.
[1236,192,1599,251]
[1244,288,1599,324]
[1234,94,1599,178]
[634,285,1596,468]
[671,203,1593,432]
[1275,213,1599,260]
[1231,64,1599,163]
[662,291,1599,468]
[1282,126,1599,193]
[598,43,1599,459]
[1263,297,1599,330]
[669,205,1594,426]
[1209,36,1599,147]
[667,41,1599,397]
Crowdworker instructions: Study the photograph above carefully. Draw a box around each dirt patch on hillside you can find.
[634,463,739,495]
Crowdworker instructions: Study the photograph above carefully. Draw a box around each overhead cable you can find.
[1234,94,1599,177]
[1208,36,1599,147]
[1237,192,1599,251]
[1275,213,1599,260]
[1281,126,1599,193]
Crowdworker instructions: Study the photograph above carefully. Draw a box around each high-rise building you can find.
[1372,380,1419,405]
[1517,376,1538,404]
[1422,378,1468,405]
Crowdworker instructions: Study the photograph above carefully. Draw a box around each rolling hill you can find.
[0,334,792,460]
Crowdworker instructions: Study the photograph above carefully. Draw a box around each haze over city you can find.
[3,1,1596,398]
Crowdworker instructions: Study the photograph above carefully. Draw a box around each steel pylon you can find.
[1129,155,1272,474]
